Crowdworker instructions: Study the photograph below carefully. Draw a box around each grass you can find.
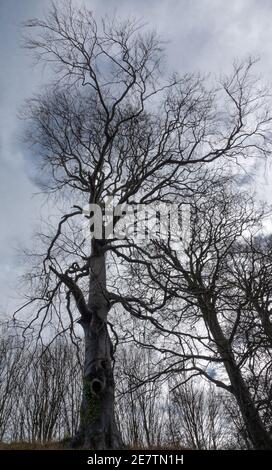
[0,441,187,450]
[0,442,67,450]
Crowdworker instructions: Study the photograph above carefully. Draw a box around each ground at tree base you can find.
[0,441,189,450]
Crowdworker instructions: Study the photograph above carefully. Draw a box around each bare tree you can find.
[111,177,272,449]
[167,379,228,449]
[17,0,272,449]
[0,330,82,444]
[0,326,24,441]
[16,340,81,443]
[115,344,166,448]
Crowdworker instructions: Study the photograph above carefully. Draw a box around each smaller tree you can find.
[111,177,272,449]
[168,380,228,449]
[115,345,166,448]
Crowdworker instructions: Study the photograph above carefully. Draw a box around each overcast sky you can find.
[1,0,272,314]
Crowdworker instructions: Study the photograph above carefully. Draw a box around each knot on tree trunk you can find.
[90,377,105,395]
[87,359,109,396]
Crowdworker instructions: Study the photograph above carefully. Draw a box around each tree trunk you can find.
[73,240,122,449]
[203,299,272,450]
[225,358,272,449]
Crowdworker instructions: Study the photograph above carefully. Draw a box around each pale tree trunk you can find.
[73,240,122,449]
[203,300,272,450]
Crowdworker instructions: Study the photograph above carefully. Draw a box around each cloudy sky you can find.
[1,0,272,314]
